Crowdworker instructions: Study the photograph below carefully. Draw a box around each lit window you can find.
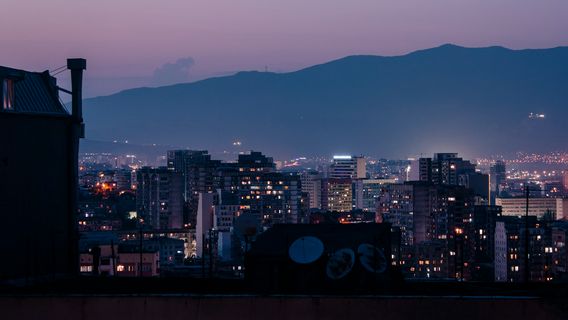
[80,265,93,273]
[2,79,14,110]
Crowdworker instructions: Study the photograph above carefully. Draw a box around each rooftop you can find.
[0,66,68,116]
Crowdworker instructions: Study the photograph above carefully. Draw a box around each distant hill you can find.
[83,44,568,159]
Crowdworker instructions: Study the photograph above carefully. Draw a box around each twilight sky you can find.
[1,0,567,97]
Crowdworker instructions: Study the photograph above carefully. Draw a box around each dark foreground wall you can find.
[0,113,76,281]
[1,295,566,320]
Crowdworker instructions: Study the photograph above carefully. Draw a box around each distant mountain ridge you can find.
[83,44,568,159]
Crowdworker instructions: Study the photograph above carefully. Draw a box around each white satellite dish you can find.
[357,243,387,274]
[326,248,355,280]
[288,236,324,264]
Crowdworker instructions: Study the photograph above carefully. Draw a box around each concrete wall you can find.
[1,295,566,320]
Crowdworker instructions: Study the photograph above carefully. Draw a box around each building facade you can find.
[321,178,353,212]
[136,167,184,229]
[329,155,366,179]
[496,197,567,219]
[300,170,322,209]
[0,60,85,281]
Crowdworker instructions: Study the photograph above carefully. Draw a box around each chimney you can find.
[66,58,86,129]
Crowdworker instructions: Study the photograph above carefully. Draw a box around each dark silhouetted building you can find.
[490,160,506,199]
[419,153,489,203]
[470,205,502,281]
[136,167,184,229]
[378,181,476,279]
[167,150,221,226]
[419,153,476,185]
[246,223,393,293]
[0,59,85,281]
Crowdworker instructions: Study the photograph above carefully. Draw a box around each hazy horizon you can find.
[2,0,568,97]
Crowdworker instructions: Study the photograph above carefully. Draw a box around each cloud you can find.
[152,57,195,86]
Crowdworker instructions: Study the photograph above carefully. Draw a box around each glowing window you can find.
[2,79,14,110]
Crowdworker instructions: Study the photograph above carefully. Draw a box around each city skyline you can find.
[2,2,568,318]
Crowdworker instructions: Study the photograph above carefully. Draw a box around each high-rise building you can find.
[168,150,300,230]
[300,170,322,209]
[494,221,508,282]
[213,190,241,232]
[496,197,567,219]
[490,160,506,195]
[136,167,184,229]
[212,151,301,227]
[418,157,432,182]
[498,215,544,282]
[419,153,476,185]
[196,192,214,258]
[470,205,502,281]
[115,169,133,191]
[379,182,440,245]
[330,155,366,179]
[378,181,475,279]
[236,151,276,173]
[406,158,420,181]
[213,192,238,259]
[167,150,222,226]
[320,178,353,212]
[238,172,301,226]
[378,183,415,246]
[550,222,568,278]
[563,171,568,194]
[299,191,311,224]
[498,217,567,283]
[168,173,185,228]
[354,178,397,212]
[459,171,490,200]
[419,153,489,202]
[167,150,193,173]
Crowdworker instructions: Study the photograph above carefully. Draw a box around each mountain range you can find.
[82,44,568,159]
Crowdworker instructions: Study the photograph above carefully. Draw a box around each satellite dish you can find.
[326,248,355,280]
[357,243,387,274]
[289,236,324,264]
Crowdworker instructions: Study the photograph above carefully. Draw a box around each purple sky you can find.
[2,0,567,97]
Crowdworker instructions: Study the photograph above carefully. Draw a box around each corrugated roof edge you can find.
[0,65,70,116]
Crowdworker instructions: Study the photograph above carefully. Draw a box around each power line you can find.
[51,68,68,76]
[50,67,66,73]
[50,65,70,76]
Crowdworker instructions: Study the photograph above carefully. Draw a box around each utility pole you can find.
[524,185,530,284]
[110,239,117,276]
[201,233,206,278]
[139,223,143,278]
[208,229,213,278]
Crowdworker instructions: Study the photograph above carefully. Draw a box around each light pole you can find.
[524,185,530,284]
